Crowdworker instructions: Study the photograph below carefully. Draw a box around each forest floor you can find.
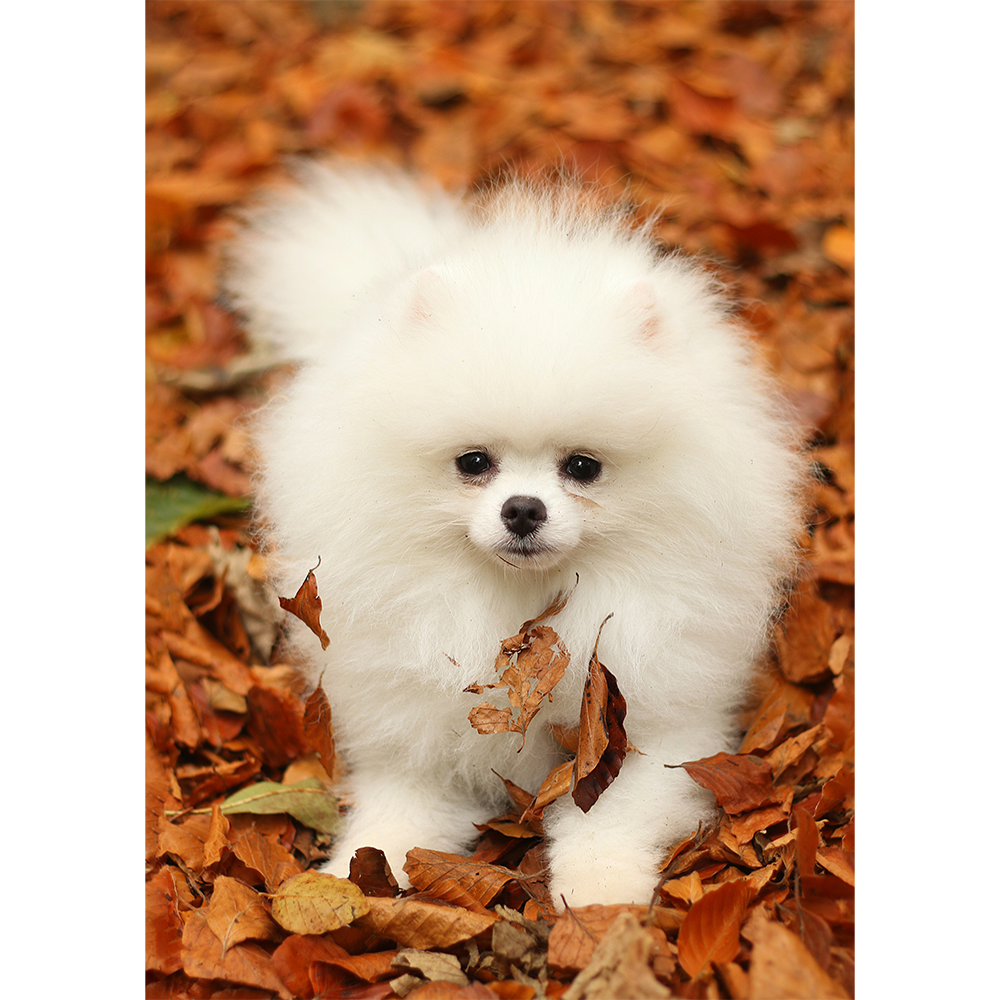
[145,3,854,997]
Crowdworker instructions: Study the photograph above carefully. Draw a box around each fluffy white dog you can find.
[225,162,805,907]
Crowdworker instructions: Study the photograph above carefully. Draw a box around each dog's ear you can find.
[619,279,661,342]
[401,266,448,325]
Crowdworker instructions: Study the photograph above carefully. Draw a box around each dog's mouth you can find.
[496,537,560,569]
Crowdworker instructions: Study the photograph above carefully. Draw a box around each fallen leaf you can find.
[572,619,628,813]
[271,933,353,998]
[182,907,292,999]
[357,896,496,950]
[146,867,186,975]
[563,911,670,1000]
[677,880,755,978]
[466,594,571,748]
[205,876,283,950]
[392,949,468,987]
[270,871,371,935]
[743,909,849,999]
[227,818,305,893]
[404,848,519,911]
[678,752,777,815]
[279,559,330,650]
[350,846,402,897]
[219,777,340,833]
[548,904,683,974]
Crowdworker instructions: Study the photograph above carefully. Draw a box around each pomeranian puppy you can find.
[225,162,805,907]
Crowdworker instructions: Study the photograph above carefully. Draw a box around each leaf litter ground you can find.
[146,3,854,997]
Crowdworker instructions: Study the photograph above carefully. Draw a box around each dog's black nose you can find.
[500,495,548,537]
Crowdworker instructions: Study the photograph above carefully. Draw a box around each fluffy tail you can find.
[222,160,467,363]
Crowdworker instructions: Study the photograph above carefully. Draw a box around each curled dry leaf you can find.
[677,752,778,815]
[466,593,570,748]
[278,558,330,650]
[270,871,370,935]
[572,618,628,813]
[677,880,756,979]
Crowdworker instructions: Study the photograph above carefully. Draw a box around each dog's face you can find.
[452,445,604,571]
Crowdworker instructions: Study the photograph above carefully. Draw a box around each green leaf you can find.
[219,778,341,833]
[145,475,250,547]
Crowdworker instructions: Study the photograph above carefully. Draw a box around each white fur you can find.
[224,162,805,907]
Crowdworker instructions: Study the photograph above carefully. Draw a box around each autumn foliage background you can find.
[145,2,856,997]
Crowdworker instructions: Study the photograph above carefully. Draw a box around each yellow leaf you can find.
[269,872,370,935]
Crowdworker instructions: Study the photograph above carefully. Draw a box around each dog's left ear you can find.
[402,266,448,325]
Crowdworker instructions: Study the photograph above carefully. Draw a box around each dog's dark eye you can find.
[564,455,601,482]
[457,451,492,475]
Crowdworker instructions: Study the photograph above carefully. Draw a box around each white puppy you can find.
[225,162,804,907]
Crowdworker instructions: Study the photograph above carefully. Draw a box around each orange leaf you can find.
[182,908,292,999]
[279,559,330,650]
[679,752,777,815]
[145,867,186,975]
[227,817,304,893]
[403,848,519,911]
[548,904,684,974]
[677,881,755,978]
[743,912,849,999]
[271,934,352,998]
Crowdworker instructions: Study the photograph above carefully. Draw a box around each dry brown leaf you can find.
[774,579,838,683]
[466,594,570,748]
[303,682,337,777]
[270,933,353,999]
[404,848,519,911]
[816,846,855,887]
[677,880,755,979]
[146,867,186,975]
[572,620,628,813]
[205,876,282,949]
[270,871,370,935]
[203,802,230,866]
[815,762,854,818]
[350,846,402,898]
[548,904,684,974]
[182,907,293,999]
[679,752,777,815]
[563,911,670,1000]
[356,896,496,950]
[279,559,330,650]
[793,805,820,876]
[227,817,304,893]
[157,813,212,871]
[744,910,849,999]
